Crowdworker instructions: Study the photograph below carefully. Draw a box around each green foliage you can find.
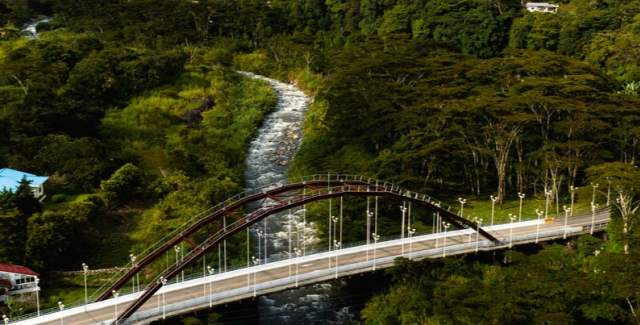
[100,163,144,207]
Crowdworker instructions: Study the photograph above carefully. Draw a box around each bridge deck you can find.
[13,210,609,325]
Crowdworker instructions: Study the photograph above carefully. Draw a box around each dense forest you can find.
[1,0,640,323]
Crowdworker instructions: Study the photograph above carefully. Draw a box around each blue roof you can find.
[0,168,48,193]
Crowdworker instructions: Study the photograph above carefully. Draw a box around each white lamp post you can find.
[251,256,259,297]
[442,222,450,258]
[129,254,138,292]
[294,248,302,287]
[82,263,89,309]
[207,266,215,308]
[112,291,119,325]
[473,217,482,253]
[458,197,467,218]
[518,192,525,222]
[544,188,553,221]
[606,177,611,207]
[58,301,65,325]
[366,210,373,261]
[400,204,407,255]
[535,208,543,243]
[591,202,599,234]
[35,278,40,316]
[490,195,498,225]
[174,246,180,284]
[3,314,9,325]
[372,233,380,271]
[591,183,599,205]
[334,240,341,279]
[569,186,576,216]
[159,277,167,319]
[408,228,416,259]
[509,214,517,248]
[257,229,263,265]
[563,205,571,239]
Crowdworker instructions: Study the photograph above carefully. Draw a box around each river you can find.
[239,72,358,324]
[20,16,50,39]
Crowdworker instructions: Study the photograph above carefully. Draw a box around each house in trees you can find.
[525,2,559,13]
[0,168,49,199]
[0,264,39,304]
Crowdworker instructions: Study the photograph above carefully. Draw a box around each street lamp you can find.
[174,246,181,284]
[569,186,576,216]
[372,233,381,271]
[544,188,553,221]
[112,290,119,325]
[400,205,407,255]
[366,210,373,261]
[257,229,263,265]
[35,278,40,316]
[490,195,498,225]
[606,177,611,207]
[159,277,167,319]
[294,248,302,287]
[473,217,482,253]
[591,202,599,234]
[251,256,259,297]
[82,263,89,307]
[535,208,543,243]
[408,228,416,259]
[563,205,571,239]
[207,266,215,308]
[509,214,516,248]
[442,222,450,258]
[3,314,9,325]
[58,301,65,325]
[458,197,467,218]
[591,183,599,205]
[518,192,525,222]
[334,240,341,279]
[129,254,138,292]
[331,216,338,267]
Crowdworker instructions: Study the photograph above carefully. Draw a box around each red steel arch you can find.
[114,180,500,323]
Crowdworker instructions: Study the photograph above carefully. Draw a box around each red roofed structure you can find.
[0,264,39,277]
[0,264,40,304]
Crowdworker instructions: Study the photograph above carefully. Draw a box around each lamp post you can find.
[58,301,65,325]
[544,188,553,221]
[569,186,576,216]
[400,204,407,255]
[490,195,498,225]
[35,278,40,316]
[535,208,543,243]
[81,262,89,312]
[294,248,302,287]
[174,246,181,284]
[563,205,571,239]
[112,291,119,325]
[408,228,416,259]
[331,216,338,267]
[366,210,373,261]
[159,277,167,319]
[251,256,259,297]
[473,217,482,253]
[334,240,341,279]
[129,254,138,292]
[591,202,599,234]
[606,177,611,207]
[207,266,215,308]
[591,183,599,206]
[458,197,467,218]
[442,222,450,258]
[518,192,525,222]
[3,314,9,325]
[509,214,516,248]
[372,233,380,271]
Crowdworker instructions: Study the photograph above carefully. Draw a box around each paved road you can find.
[15,210,609,325]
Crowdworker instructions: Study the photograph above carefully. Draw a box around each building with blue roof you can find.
[0,168,49,198]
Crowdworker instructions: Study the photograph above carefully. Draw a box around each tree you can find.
[14,177,41,216]
[100,163,144,207]
[588,162,640,254]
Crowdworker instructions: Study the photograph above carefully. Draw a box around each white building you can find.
[0,168,49,199]
[525,2,559,13]
[0,264,39,303]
